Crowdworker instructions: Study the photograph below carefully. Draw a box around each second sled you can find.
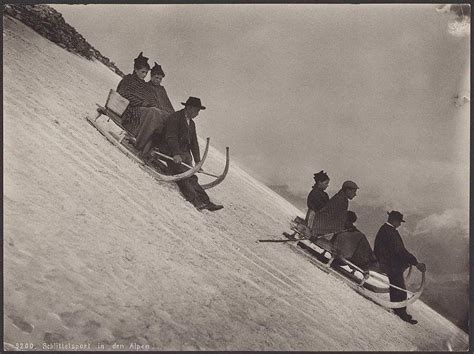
[283,216,426,310]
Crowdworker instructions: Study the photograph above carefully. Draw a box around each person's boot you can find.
[396,311,418,324]
[204,202,224,212]
[191,198,207,211]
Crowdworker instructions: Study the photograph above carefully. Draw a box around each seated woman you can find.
[135,62,175,160]
[305,170,330,227]
[116,52,160,136]
[330,211,379,271]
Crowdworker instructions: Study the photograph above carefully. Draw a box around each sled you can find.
[92,89,229,186]
[282,216,426,309]
[87,90,209,182]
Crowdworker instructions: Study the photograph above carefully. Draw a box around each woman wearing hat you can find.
[305,170,330,225]
[135,62,175,159]
[116,52,156,135]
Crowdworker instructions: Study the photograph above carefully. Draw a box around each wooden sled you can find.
[283,217,426,309]
[87,90,209,182]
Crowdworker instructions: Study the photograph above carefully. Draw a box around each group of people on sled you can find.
[305,171,426,324]
[116,52,223,212]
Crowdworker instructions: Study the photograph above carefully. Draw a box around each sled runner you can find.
[151,146,230,190]
[281,216,425,310]
[89,89,229,186]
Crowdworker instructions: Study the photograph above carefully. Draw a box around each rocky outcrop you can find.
[3,4,124,77]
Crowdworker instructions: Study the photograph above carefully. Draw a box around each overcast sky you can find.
[53,4,470,220]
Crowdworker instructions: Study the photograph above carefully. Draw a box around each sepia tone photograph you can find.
[3,2,470,351]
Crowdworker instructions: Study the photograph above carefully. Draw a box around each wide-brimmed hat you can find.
[151,62,165,77]
[387,210,406,222]
[181,96,206,110]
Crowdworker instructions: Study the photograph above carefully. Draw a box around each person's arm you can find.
[116,77,146,107]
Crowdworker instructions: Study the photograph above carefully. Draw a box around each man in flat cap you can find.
[309,180,359,236]
[158,97,223,212]
[374,211,426,324]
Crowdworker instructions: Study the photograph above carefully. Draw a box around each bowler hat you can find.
[387,210,406,222]
[181,96,206,110]
[342,180,359,190]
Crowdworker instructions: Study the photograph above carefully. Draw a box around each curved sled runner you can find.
[201,146,230,190]
[86,114,210,182]
[282,217,425,309]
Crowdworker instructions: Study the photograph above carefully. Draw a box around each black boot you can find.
[396,311,417,324]
[203,201,224,212]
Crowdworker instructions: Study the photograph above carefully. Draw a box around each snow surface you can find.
[3,16,469,351]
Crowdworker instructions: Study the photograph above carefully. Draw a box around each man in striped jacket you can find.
[309,180,359,237]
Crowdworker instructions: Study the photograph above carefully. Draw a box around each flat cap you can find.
[342,180,359,189]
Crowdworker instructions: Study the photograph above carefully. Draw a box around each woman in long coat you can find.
[116,52,156,135]
[305,170,330,226]
[134,62,175,158]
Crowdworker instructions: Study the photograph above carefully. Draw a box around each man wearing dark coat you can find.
[374,210,426,324]
[159,97,223,211]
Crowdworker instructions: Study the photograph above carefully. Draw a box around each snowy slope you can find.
[3,16,469,351]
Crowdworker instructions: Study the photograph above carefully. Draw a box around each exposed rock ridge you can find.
[3,4,124,77]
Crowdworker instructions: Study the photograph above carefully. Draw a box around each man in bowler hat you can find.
[159,97,223,211]
[374,211,426,324]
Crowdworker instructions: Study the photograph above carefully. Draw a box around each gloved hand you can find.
[173,155,183,164]
[416,262,426,272]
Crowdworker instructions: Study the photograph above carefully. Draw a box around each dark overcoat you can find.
[374,223,418,275]
[159,109,201,164]
[147,82,175,114]
[307,186,330,212]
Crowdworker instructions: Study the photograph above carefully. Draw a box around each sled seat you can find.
[96,89,130,131]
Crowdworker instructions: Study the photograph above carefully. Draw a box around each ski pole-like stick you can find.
[153,151,220,178]
[257,238,310,243]
[257,229,350,243]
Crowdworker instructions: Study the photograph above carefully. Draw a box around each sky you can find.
[52,4,470,221]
